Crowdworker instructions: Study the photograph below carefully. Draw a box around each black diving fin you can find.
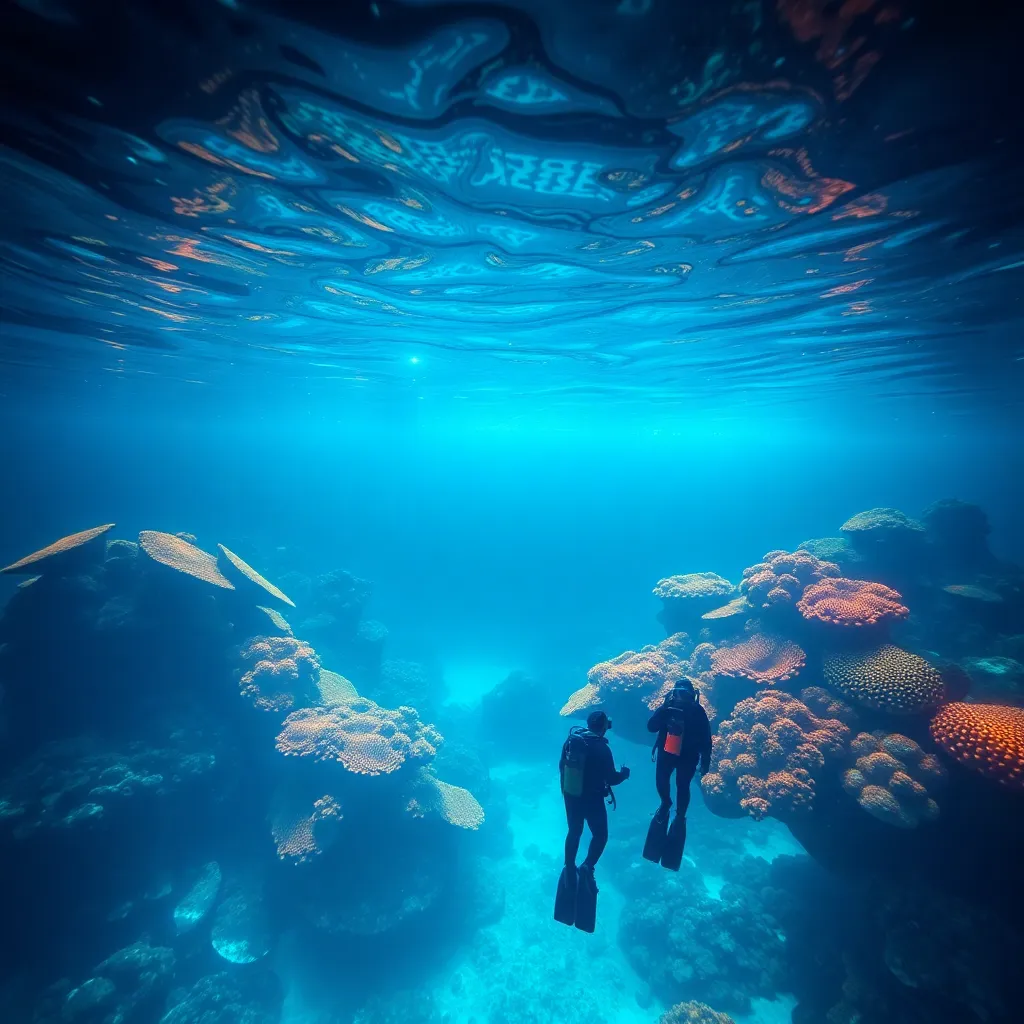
[660,815,687,871]
[553,865,577,927]
[574,865,598,933]
[642,807,669,863]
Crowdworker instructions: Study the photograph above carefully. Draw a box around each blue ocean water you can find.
[1,2,1023,1024]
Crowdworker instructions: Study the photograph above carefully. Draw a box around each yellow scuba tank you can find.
[561,727,589,797]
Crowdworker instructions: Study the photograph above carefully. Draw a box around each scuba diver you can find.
[554,709,630,932]
[643,678,712,870]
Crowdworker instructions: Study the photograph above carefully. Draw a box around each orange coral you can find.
[1,524,115,575]
[239,635,321,713]
[824,645,945,714]
[701,689,850,821]
[217,544,295,607]
[929,703,1024,790]
[842,731,946,827]
[408,770,485,830]
[798,577,909,627]
[139,530,235,589]
[739,549,839,610]
[276,697,441,777]
[711,633,806,685]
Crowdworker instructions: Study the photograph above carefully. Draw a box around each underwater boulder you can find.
[211,887,271,964]
[159,970,283,1024]
[174,861,222,935]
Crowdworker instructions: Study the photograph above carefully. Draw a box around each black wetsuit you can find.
[647,696,713,816]
[560,731,628,869]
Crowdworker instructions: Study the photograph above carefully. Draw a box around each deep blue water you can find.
[1,3,1023,1024]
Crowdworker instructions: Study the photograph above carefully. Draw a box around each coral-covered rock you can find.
[842,732,946,828]
[238,635,321,714]
[701,689,850,821]
[929,702,1024,790]
[160,969,283,1024]
[740,549,840,611]
[841,508,924,548]
[798,578,909,628]
[798,536,864,574]
[276,697,441,776]
[660,1002,736,1024]
[823,645,946,714]
[270,783,342,862]
[711,633,806,686]
[653,572,735,632]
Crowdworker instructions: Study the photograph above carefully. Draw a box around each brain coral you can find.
[797,577,909,627]
[824,645,945,713]
[653,572,734,603]
[739,549,840,610]
[842,731,947,827]
[238,635,321,713]
[711,633,806,686]
[276,697,442,776]
[661,1002,736,1024]
[701,689,850,821]
[139,531,234,589]
[1,524,115,575]
[929,703,1024,790]
[217,544,295,607]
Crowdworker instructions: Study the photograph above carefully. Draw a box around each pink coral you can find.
[711,633,806,686]
[739,549,839,610]
[797,577,909,627]
[238,635,321,713]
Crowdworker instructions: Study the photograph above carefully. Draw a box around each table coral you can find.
[823,645,945,713]
[275,697,441,776]
[1,524,115,576]
[139,530,235,589]
[740,549,840,610]
[238,635,321,713]
[701,689,850,821]
[217,544,295,606]
[711,633,806,686]
[797,577,909,627]
[840,508,924,550]
[929,702,1024,790]
[842,731,946,827]
[408,769,485,829]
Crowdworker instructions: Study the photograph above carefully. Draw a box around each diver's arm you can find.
[603,744,630,785]
[647,704,666,732]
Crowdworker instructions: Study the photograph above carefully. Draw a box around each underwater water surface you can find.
[1,2,1023,1024]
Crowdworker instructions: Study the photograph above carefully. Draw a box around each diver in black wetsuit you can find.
[560,710,630,880]
[648,680,713,815]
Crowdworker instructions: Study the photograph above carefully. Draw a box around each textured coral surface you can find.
[930,702,1024,790]
[824,645,945,713]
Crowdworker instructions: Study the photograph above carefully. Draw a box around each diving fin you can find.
[554,865,577,927]
[660,815,687,872]
[574,865,598,933]
[642,807,669,863]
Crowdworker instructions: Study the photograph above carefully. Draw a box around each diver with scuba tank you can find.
[554,709,630,932]
[643,678,712,870]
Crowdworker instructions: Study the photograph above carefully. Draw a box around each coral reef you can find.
[710,633,806,686]
[238,635,321,714]
[653,572,734,632]
[270,784,343,862]
[1,524,115,576]
[842,732,947,827]
[276,697,441,776]
[929,702,1024,789]
[739,549,839,611]
[701,689,850,821]
[798,535,864,573]
[797,577,909,628]
[840,508,925,548]
[217,544,295,606]
[138,530,235,589]
[823,645,946,713]
[660,1002,736,1024]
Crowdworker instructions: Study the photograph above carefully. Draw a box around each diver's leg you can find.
[582,799,609,868]
[676,756,698,817]
[655,753,673,810]
[564,795,585,868]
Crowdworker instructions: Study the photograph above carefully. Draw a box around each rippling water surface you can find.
[1,0,1022,415]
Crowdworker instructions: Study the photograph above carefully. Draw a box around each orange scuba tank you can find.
[662,708,685,755]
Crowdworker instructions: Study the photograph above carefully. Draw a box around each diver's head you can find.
[669,680,697,705]
[587,710,612,735]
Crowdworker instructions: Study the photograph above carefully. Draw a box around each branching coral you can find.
[823,645,945,713]
[797,577,909,627]
[711,633,806,686]
[740,549,839,610]
[842,731,947,827]
[1,524,116,575]
[238,635,321,713]
[139,530,235,589]
[217,544,295,606]
[929,702,1024,790]
[701,689,850,821]
[276,697,441,776]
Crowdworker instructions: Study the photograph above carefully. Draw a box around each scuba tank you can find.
[663,705,685,755]
[561,727,589,797]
